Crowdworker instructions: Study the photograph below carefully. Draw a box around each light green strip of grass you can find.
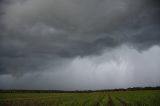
[99,94,108,106]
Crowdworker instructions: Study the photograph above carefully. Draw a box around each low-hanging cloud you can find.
[0,46,160,90]
[0,0,160,89]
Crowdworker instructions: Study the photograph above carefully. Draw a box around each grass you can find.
[0,90,160,106]
[110,90,160,106]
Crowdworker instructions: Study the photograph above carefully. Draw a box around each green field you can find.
[0,90,160,106]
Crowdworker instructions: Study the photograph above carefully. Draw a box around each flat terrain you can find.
[0,90,160,106]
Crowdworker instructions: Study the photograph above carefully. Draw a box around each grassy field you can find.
[0,90,160,106]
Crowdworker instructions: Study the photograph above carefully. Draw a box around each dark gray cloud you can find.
[0,0,160,89]
[0,46,160,90]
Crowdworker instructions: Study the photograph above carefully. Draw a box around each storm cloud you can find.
[0,0,160,89]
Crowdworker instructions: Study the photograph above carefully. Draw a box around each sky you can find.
[0,0,160,90]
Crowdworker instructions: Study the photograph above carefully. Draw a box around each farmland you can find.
[0,90,160,106]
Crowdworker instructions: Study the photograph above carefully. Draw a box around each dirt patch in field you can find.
[94,102,100,106]
[107,95,115,106]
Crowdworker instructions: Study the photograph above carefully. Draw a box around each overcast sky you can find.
[0,0,160,90]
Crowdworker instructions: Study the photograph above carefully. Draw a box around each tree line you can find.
[0,86,160,93]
